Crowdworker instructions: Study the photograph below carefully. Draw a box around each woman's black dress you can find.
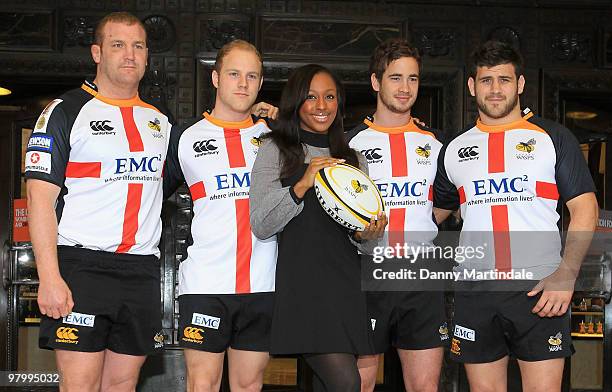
[270,131,374,355]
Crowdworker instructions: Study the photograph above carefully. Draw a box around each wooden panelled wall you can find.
[1,0,612,127]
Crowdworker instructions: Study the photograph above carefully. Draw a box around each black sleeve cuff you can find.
[289,186,303,205]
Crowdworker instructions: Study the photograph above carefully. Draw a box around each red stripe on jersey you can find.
[428,185,433,202]
[488,132,505,173]
[491,205,511,273]
[458,186,466,205]
[389,134,408,177]
[189,181,207,201]
[65,162,101,178]
[116,183,143,253]
[224,129,246,168]
[119,107,145,152]
[235,198,253,293]
[388,208,406,249]
[536,181,559,200]
[234,199,253,294]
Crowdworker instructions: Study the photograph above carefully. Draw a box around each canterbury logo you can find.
[416,143,431,158]
[250,136,262,147]
[361,148,382,161]
[458,146,479,159]
[351,179,368,193]
[56,327,78,340]
[193,139,218,153]
[90,120,114,132]
[516,138,536,153]
[183,327,204,341]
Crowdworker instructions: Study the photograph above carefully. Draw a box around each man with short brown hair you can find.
[348,38,447,392]
[163,39,276,392]
[435,40,598,392]
[26,11,169,392]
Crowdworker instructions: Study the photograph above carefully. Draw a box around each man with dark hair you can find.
[347,37,448,392]
[26,11,170,392]
[435,40,598,391]
[163,39,276,392]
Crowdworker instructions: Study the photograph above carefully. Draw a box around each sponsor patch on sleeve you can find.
[27,134,54,153]
[25,151,52,174]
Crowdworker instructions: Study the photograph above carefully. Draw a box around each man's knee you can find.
[187,371,223,392]
[230,374,264,392]
[59,375,101,392]
[467,379,506,392]
[404,377,439,392]
[100,376,138,392]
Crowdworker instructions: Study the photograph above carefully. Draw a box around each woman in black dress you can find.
[250,64,387,391]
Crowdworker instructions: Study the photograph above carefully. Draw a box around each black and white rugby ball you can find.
[314,163,385,231]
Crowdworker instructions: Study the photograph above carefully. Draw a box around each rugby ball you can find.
[314,163,385,231]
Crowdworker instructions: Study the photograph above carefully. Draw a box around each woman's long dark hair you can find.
[267,64,359,178]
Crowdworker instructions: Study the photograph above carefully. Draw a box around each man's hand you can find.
[412,117,426,127]
[38,277,74,319]
[527,267,577,317]
[354,213,388,241]
[251,102,279,119]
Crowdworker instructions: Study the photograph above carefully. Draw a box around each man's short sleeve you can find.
[24,99,71,187]
[531,117,597,202]
[163,123,187,199]
[433,142,460,211]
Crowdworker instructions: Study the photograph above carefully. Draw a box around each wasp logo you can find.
[193,139,218,155]
[438,323,448,338]
[250,136,262,147]
[416,143,431,158]
[361,148,383,162]
[351,179,368,193]
[182,327,204,344]
[516,138,536,153]
[90,120,114,133]
[458,146,479,160]
[548,332,562,345]
[148,118,161,132]
[450,338,461,355]
[153,332,164,348]
[56,327,79,344]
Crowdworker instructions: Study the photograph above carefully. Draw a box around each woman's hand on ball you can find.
[293,157,344,198]
[354,213,387,241]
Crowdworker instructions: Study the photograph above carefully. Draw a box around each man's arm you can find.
[528,192,598,317]
[28,179,73,319]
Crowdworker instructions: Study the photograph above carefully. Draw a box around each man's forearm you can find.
[27,187,61,282]
[560,193,598,277]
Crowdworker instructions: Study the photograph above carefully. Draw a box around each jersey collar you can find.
[203,111,254,129]
[476,109,535,133]
[81,80,144,108]
[363,117,419,134]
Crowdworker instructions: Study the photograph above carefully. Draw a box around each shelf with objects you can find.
[565,215,611,392]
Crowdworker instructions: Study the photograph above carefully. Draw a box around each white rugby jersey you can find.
[164,112,277,295]
[347,116,442,249]
[436,109,595,279]
[24,81,170,257]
